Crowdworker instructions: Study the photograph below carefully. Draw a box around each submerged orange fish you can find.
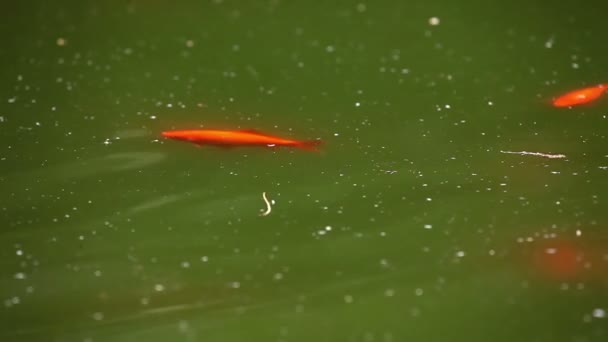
[552,84,608,107]
[162,129,322,151]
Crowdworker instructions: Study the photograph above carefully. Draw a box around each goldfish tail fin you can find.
[296,139,323,152]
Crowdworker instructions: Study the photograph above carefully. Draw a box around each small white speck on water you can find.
[273,272,283,281]
[384,288,395,297]
[150,115,157,120]
[355,102,361,107]
[592,308,606,318]
[423,224,432,229]
[456,250,466,257]
[181,261,190,268]
[154,284,165,292]
[14,272,26,280]
[201,256,209,262]
[428,17,440,26]
[415,288,424,296]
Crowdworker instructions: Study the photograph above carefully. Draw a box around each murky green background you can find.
[2,1,608,341]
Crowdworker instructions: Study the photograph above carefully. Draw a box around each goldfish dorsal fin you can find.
[238,129,271,136]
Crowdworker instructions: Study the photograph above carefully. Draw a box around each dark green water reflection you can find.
[2,1,608,341]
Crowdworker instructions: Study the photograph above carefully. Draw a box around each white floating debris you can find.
[428,17,440,26]
[500,150,566,159]
[592,308,606,318]
[260,192,273,216]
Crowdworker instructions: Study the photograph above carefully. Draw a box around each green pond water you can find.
[2,1,608,341]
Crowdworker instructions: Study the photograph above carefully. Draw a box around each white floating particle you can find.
[455,250,466,257]
[384,288,395,297]
[181,261,190,268]
[576,229,582,236]
[154,284,165,292]
[592,308,606,318]
[415,288,424,296]
[14,272,26,280]
[428,17,440,26]
[423,224,432,229]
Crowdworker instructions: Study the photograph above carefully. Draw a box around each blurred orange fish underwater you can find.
[552,84,608,107]
[162,129,322,151]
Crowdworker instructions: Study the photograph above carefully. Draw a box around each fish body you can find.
[552,84,608,107]
[162,129,322,151]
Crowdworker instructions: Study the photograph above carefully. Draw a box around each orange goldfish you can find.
[552,84,608,107]
[162,129,322,151]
